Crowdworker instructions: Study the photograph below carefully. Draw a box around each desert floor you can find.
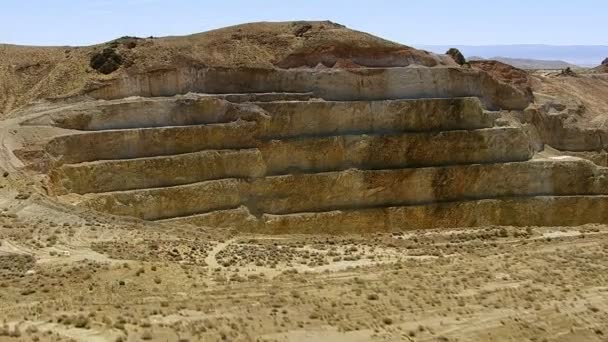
[1,183,607,342]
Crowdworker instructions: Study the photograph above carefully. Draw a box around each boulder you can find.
[446,48,466,65]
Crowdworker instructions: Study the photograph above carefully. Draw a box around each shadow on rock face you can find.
[90,48,123,74]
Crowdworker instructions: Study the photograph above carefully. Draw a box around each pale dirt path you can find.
[204,238,236,269]
[261,326,376,342]
[7,320,120,342]
[0,239,33,255]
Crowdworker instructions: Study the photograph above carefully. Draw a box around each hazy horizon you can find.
[1,0,607,47]
[417,44,608,66]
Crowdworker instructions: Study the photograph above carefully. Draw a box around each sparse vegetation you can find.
[90,48,123,74]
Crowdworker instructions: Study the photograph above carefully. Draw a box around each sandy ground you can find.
[1,177,607,342]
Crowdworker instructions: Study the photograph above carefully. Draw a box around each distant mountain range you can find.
[416,45,608,67]
[468,56,580,70]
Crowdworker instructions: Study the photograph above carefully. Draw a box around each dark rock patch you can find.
[111,36,141,49]
[90,48,123,74]
[446,48,466,65]
[293,23,313,37]
[559,67,577,77]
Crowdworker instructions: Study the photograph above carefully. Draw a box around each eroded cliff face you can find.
[463,60,608,164]
[519,71,608,164]
[83,66,532,111]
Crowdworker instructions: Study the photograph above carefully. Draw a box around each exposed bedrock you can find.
[85,66,532,110]
[520,106,608,152]
[45,122,259,165]
[257,196,608,233]
[70,158,608,221]
[167,195,608,234]
[41,96,494,165]
[17,95,608,233]
[31,96,490,133]
[50,127,532,194]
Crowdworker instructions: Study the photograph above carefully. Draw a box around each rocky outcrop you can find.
[518,100,608,152]
[446,48,466,65]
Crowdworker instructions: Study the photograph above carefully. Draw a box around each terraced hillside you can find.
[11,93,608,234]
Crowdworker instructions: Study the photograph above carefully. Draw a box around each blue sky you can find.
[1,0,606,46]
